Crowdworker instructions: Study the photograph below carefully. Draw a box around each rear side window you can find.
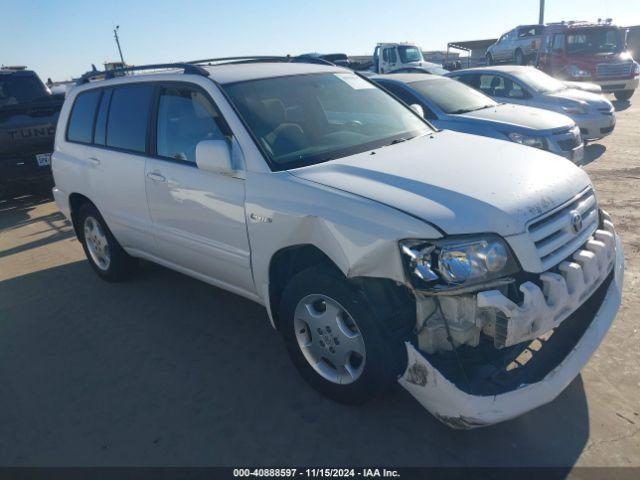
[67,89,101,143]
[106,84,154,153]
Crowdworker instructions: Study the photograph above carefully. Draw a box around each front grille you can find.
[600,125,614,134]
[596,62,632,78]
[528,188,599,270]
[553,127,581,151]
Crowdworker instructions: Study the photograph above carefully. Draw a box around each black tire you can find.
[486,53,493,66]
[614,90,634,101]
[515,49,524,65]
[77,202,136,281]
[279,266,408,405]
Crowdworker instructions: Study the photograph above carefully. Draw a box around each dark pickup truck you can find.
[0,67,64,197]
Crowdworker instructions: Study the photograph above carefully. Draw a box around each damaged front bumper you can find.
[398,225,624,429]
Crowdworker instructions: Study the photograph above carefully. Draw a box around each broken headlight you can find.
[399,236,519,290]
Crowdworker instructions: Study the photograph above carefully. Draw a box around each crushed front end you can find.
[397,201,623,429]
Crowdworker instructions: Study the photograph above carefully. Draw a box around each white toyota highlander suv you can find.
[52,60,624,429]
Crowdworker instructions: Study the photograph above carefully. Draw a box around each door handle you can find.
[146,172,166,183]
[87,156,100,166]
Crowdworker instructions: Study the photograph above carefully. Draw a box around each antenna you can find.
[113,25,126,65]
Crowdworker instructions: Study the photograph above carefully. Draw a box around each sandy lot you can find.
[0,92,638,467]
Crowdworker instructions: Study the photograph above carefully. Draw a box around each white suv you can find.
[52,60,623,428]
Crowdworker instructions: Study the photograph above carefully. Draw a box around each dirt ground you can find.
[0,92,638,468]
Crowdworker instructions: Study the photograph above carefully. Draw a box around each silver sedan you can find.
[447,66,616,141]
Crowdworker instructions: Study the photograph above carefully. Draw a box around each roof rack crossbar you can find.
[77,62,210,85]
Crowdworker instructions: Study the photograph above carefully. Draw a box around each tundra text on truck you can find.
[0,67,64,196]
[537,20,640,101]
[52,60,623,428]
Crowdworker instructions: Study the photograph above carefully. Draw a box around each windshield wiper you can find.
[450,104,495,114]
[384,135,417,147]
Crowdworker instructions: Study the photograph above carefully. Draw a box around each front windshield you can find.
[409,78,497,114]
[398,46,423,63]
[510,67,566,93]
[223,72,430,170]
[567,28,621,55]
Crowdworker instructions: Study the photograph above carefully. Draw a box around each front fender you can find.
[245,170,442,319]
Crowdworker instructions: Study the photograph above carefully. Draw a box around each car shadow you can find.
[0,191,55,230]
[0,260,590,467]
[579,144,607,167]
[611,99,631,112]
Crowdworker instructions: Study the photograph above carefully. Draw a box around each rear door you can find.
[82,83,156,252]
[493,32,511,61]
[145,82,253,294]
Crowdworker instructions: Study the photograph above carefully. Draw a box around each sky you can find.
[1,0,639,81]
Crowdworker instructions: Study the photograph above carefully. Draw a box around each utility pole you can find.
[113,25,126,65]
[539,0,545,24]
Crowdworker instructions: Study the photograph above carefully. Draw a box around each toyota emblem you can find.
[570,211,583,234]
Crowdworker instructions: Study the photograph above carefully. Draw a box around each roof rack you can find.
[187,55,335,67]
[77,62,210,85]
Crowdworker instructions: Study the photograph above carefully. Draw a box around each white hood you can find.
[290,131,591,236]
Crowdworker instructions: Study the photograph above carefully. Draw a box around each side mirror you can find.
[410,104,425,118]
[195,139,233,174]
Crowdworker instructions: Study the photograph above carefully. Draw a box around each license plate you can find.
[36,153,51,167]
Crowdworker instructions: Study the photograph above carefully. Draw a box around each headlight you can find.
[562,103,588,115]
[399,236,519,290]
[507,132,546,149]
[568,64,592,79]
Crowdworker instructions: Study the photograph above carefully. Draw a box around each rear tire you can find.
[486,53,493,66]
[77,203,137,281]
[279,266,408,405]
[515,49,524,65]
[614,90,634,101]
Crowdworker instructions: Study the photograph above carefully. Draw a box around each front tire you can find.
[77,203,136,281]
[279,266,407,404]
[614,90,634,101]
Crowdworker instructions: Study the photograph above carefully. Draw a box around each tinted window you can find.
[454,74,481,89]
[93,89,112,146]
[106,84,154,153]
[0,74,48,106]
[67,89,101,143]
[398,46,422,63]
[380,82,437,119]
[478,74,530,99]
[552,34,565,52]
[566,28,620,54]
[518,26,542,37]
[156,86,226,163]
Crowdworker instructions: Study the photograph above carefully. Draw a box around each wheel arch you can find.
[267,244,344,329]
[68,192,95,239]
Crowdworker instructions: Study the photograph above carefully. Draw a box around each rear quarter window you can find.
[106,84,154,153]
[66,89,102,143]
